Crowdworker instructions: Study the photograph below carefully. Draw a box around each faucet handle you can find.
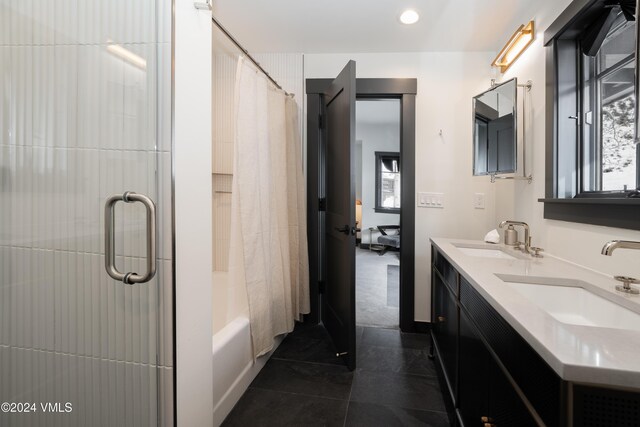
[530,247,544,258]
[614,276,640,294]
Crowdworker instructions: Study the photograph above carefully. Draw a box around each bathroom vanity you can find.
[430,238,640,427]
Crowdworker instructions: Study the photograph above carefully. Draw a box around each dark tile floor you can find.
[223,324,448,427]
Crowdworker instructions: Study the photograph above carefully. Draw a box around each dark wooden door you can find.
[487,113,515,173]
[323,60,357,370]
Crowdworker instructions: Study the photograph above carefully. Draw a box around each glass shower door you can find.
[0,1,173,426]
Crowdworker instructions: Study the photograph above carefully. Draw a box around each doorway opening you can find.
[306,74,417,369]
[355,99,401,328]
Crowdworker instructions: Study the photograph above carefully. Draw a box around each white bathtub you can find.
[212,273,283,426]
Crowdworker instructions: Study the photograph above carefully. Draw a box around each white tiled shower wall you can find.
[0,1,173,425]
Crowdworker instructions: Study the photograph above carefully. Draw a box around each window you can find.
[375,152,401,213]
[542,0,640,231]
[551,4,638,198]
[582,15,637,192]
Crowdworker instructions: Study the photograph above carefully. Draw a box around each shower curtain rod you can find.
[211,15,294,98]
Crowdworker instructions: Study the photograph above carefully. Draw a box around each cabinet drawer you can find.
[459,276,563,427]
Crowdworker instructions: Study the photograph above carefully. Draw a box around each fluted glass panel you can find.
[0,0,173,425]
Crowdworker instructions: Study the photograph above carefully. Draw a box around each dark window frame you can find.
[541,0,640,230]
[374,151,401,214]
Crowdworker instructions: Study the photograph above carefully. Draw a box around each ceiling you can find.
[212,0,546,53]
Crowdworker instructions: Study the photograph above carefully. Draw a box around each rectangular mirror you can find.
[473,78,517,175]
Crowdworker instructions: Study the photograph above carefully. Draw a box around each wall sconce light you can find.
[491,21,535,73]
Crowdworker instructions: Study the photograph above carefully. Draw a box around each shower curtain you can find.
[228,57,310,358]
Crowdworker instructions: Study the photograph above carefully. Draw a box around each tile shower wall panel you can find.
[158,151,173,260]
[0,0,174,424]
[53,0,80,46]
[0,247,8,345]
[2,348,160,427]
[212,48,236,271]
[158,44,172,152]
[212,51,235,175]
[253,53,305,144]
[212,174,232,271]
[0,48,8,146]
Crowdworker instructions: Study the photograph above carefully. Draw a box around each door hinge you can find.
[318,280,325,294]
[318,114,324,129]
[318,197,326,211]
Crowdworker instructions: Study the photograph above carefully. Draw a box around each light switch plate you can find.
[474,193,485,209]
[418,192,444,208]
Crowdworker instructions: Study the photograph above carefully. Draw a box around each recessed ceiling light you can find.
[400,9,419,25]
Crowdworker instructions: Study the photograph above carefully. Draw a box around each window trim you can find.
[541,0,640,230]
[374,151,401,214]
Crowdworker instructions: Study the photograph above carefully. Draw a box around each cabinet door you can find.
[432,270,458,400]
[458,310,490,426]
[488,355,538,427]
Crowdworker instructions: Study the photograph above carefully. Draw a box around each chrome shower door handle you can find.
[105,192,157,284]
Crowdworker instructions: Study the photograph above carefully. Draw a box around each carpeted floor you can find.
[356,247,400,328]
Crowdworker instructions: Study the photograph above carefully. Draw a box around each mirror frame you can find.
[472,77,518,176]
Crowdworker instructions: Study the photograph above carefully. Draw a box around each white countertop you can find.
[431,237,640,389]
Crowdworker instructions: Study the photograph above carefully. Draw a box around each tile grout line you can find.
[342,371,355,427]
[343,328,361,427]
[354,400,450,417]
[246,385,349,403]
[270,356,347,368]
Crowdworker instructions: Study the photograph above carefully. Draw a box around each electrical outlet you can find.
[474,193,485,209]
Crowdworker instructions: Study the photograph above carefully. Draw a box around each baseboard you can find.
[400,321,431,334]
[413,321,431,334]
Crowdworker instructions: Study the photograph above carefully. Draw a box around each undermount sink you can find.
[496,275,640,332]
[454,244,517,260]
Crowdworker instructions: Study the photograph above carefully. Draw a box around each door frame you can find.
[306,78,417,332]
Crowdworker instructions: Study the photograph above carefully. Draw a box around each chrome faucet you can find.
[601,240,640,294]
[601,240,640,256]
[499,220,542,257]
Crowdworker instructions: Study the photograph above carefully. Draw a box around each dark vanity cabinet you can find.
[431,246,557,426]
[431,244,640,427]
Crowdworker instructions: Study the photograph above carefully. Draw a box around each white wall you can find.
[305,52,498,321]
[495,1,640,281]
[174,1,213,425]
